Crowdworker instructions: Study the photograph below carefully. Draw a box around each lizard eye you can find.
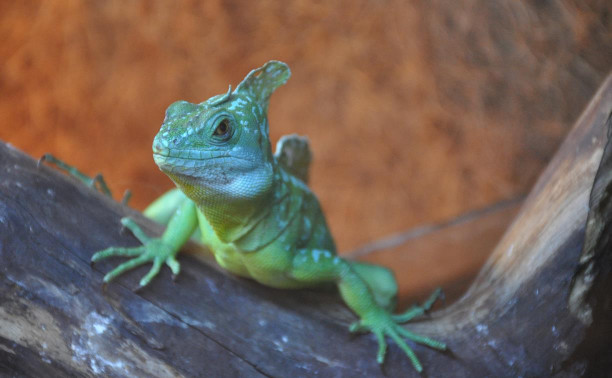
[212,119,232,140]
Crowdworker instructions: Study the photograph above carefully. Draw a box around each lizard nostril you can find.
[152,139,168,155]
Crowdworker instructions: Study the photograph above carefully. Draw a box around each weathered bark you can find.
[0,75,611,377]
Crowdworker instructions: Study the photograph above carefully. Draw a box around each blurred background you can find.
[1,1,611,303]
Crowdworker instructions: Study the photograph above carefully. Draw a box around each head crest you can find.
[235,61,291,112]
[210,85,233,106]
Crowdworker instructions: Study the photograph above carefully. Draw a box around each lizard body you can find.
[93,61,445,372]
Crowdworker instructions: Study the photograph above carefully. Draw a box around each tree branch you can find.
[1,74,611,377]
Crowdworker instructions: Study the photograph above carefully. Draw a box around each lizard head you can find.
[152,61,291,205]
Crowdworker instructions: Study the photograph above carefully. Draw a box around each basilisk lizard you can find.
[91,61,446,372]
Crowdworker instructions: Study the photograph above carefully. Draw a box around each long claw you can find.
[397,327,447,350]
[139,259,163,287]
[375,331,387,364]
[92,173,112,197]
[349,321,366,333]
[393,288,444,323]
[422,287,443,311]
[103,255,149,283]
[392,306,424,323]
[38,154,50,168]
[120,218,151,244]
[121,190,132,206]
[92,246,144,262]
[166,256,181,276]
[388,329,422,373]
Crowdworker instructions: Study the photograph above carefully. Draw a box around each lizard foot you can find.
[91,217,180,288]
[349,288,446,372]
[39,154,131,205]
[392,287,444,323]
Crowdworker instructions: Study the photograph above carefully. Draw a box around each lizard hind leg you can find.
[290,252,446,371]
[349,261,398,312]
[38,154,131,204]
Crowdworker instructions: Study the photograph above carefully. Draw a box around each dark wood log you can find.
[1,74,611,377]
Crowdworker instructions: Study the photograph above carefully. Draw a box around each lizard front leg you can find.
[143,188,187,225]
[92,198,198,288]
[290,250,446,372]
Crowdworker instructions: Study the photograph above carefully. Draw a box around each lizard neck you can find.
[181,160,282,243]
[197,189,274,243]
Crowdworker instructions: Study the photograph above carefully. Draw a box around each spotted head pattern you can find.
[151,61,292,209]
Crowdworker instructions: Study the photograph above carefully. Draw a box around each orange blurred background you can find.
[1,1,610,301]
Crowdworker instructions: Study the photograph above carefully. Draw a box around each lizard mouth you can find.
[153,152,226,172]
[153,140,233,160]
[153,150,255,176]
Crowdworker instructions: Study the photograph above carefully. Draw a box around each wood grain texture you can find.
[0,142,360,377]
[0,74,611,377]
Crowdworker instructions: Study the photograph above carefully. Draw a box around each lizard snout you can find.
[152,139,169,156]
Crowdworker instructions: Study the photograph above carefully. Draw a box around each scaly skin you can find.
[92,61,446,372]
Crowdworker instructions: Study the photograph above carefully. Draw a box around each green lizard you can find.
[92,61,446,372]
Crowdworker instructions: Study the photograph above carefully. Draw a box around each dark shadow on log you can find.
[1,75,611,377]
